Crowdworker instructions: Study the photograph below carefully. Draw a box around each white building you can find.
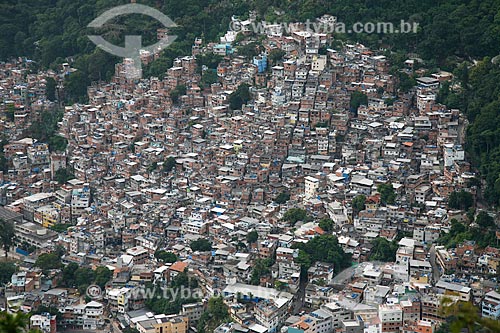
[30,313,56,333]
[378,304,402,333]
[305,176,320,200]
[482,290,500,320]
[71,184,91,217]
[443,144,465,167]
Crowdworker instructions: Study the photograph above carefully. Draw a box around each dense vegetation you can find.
[351,195,366,215]
[377,184,396,205]
[0,219,15,258]
[292,234,352,274]
[318,217,334,232]
[457,59,500,206]
[25,109,67,152]
[197,297,231,333]
[282,208,311,226]
[250,258,273,285]
[145,271,200,315]
[189,238,212,252]
[0,312,41,333]
[438,213,498,249]
[369,237,399,262]
[436,298,500,333]
[154,250,178,263]
[0,262,17,285]
[448,190,474,211]
[0,0,497,101]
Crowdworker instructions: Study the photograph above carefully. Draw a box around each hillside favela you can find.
[1,1,500,333]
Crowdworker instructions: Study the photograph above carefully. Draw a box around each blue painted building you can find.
[253,53,268,73]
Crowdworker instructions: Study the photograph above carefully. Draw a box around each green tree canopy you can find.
[190,238,212,252]
[274,192,290,204]
[249,258,273,285]
[318,217,334,232]
[246,230,259,244]
[0,219,15,258]
[0,262,17,285]
[155,250,178,263]
[0,312,30,333]
[229,83,251,110]
[55,168,74,184]
[61,262,79,288]
[268,49,286,64]
[292,234,351,274]
[163,156,177,173]
[35,253,62,274]
[377,183,396,205]
[197,297,231,333]
[350,91,368,112]
[448,190,474,211]
[352,195,366,215]
[94,266,112,288]
[45,77,56,101]
[369,237,399,262]
[282,208,310,226]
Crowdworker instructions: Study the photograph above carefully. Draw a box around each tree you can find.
[377,184,396,205]
[201,69,218,86]
[45,77,56,101]
[246,230,258,244]
[440,298,500,333]
[292,235,351,274]
[197,297,231,333]
[170,84,187,104]
[155,250,178,263]
[0,262,16,285]
[5,104,15,122]
[369,237,398,262]
[163,157,176,173]
[274,192,290,204]
[237,42,260,59]
[122,328,140,333]
[250,258,273,285]
[64,71,89,104]
[268,49,286,64]
[397,72,416,92]
[62,262,79,287]
[74,267,95,294]
[318,218,334,232]
[190,238,212,252]
[0,219,15,258]
[147,161,158,173]
[54,244,66,258]
[229,83,251,110]
[0,312,29,333]
[50,224,72,233]
[196,53,223,70]
[94,266,112,288]
[274,280,286,290]
[475,211,495,229]
[448,190,474,211]
[54,168,74,184]
[35,253,62,273]
[350,91,368,112]
[352,195,366,215]
[282,208,310,226]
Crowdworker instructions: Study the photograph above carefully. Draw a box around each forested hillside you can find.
[1,0,500,204]
[2,0,500,72]
[457,58,500,206]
